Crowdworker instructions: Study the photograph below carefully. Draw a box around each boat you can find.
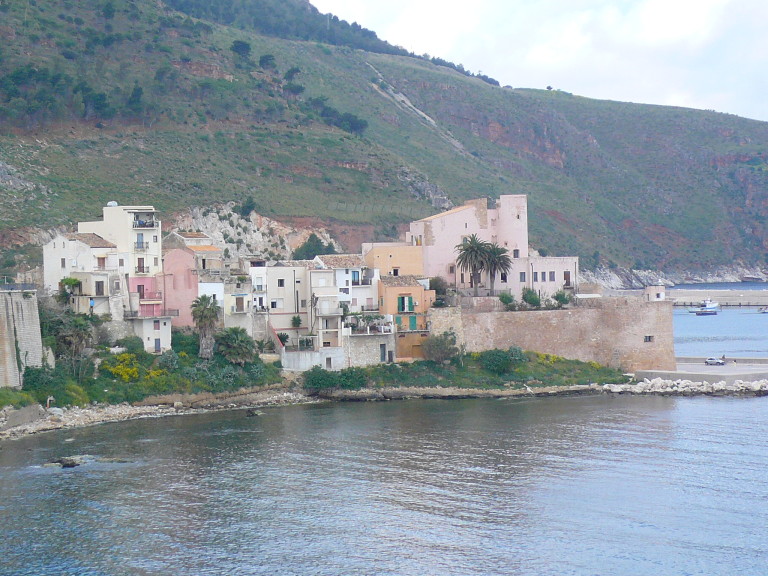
[759,307,768,314]
[688,298,720,315]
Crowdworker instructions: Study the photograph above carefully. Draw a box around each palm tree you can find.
[215,327,256,366]
[191,294,221,359]
[455,234,491,297]
[485,243,512,296]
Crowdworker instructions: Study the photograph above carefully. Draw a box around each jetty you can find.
[669,288,768,307]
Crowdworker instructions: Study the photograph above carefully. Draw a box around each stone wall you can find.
[345,333,396,366]
[428,297,675,372]
[0,290,44,388]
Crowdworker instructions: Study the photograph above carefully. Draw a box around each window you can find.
[153,235,158,242]
[533,272,538,282]
[119,258,124,267]
[500,272,508,283]
[153,320,160,331]
[270,300,278,309]
[513,249,519,258]
[113,280,120,292]
[277,279,285,287]
[449,265,455,274]
[300,299,307,309]
[549,271,555,282]
[460,273,465,284]
[644,335,654,343]
[392,268,399,276]
[351,298,358,306]
[519,272,526,282]
[154,257,158,266]
[60,258,66,269]
[95,281,104,296]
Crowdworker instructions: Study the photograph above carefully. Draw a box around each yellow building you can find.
[362,242,424,277]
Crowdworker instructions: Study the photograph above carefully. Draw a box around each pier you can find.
[669,288,768,307]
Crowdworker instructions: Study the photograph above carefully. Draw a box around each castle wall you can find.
[428,298,675,372]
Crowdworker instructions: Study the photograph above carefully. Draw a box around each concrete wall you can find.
[0,291,44,388]
[281,346,346,371]
[428,297,675,372]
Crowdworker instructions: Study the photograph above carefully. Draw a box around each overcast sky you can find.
[311,0,768,122]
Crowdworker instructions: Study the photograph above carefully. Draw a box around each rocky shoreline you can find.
[3,378,767,442]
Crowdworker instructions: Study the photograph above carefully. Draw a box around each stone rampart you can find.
[428,297,674,372]
[1,290,44,388]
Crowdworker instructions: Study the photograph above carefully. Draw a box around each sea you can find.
[671,282,768,357]
[1,283,766,576]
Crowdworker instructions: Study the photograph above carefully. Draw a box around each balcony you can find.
[132,219,158,229]
[316,306,343,316]
[134,241,149,251]
[138,291,163,302]
[351,279,373,286]
[135,266,150,274]
[124,309,179,319]
[230,306,248,314]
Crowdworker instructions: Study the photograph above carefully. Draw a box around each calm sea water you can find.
[670,282,768,357]
[2,396,767,576]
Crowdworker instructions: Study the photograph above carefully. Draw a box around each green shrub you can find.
[303,366,339,390]
[522,288,541,308]
[116,335,145,354]
[479,349,512,374]
[422,331,459,363]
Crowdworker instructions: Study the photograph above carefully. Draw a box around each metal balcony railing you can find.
[132,219,158,229]
[134,241,149,251]
[135,266,150,274]
[124,309,179,319]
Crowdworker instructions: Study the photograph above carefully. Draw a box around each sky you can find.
[311,0,768,122]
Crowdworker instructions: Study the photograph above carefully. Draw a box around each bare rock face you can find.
[171,203,338,259]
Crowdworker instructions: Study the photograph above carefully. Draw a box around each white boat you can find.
[688,298,720,315]
[758,307,768,314]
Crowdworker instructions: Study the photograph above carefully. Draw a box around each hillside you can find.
[1,0,768,277]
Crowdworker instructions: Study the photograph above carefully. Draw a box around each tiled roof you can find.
[187,245,222,252]
[272,260,318,269]
[380,274,427,287]
[177,231,211,239]
[316,253,365,269]
[64,233,116,249]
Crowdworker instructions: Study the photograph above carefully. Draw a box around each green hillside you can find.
[1,0,767,275]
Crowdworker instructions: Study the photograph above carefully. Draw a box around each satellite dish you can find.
[107,201,118,207]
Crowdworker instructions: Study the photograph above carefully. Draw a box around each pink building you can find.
[398,195,578,299]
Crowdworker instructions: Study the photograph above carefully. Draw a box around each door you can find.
[380,344,386,362]
[154,338,161,353]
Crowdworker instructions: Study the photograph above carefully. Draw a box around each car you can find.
[705,357,725,366]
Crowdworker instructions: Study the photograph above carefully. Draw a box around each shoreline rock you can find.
[3,378,768,442]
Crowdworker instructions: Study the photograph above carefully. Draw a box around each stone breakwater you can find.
[603,378,768,396]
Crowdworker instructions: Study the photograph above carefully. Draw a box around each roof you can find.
[415,204,472,223]
[64,233,116,249]
[316,253,365,269]
[380,274,428,288]
[187,245,222,253]
[272,260,318,269]
[176,231,211,239]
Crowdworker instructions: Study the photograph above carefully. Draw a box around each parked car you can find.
[705,357,725,366]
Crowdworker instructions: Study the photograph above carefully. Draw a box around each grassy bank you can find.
[303,349,626,394]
